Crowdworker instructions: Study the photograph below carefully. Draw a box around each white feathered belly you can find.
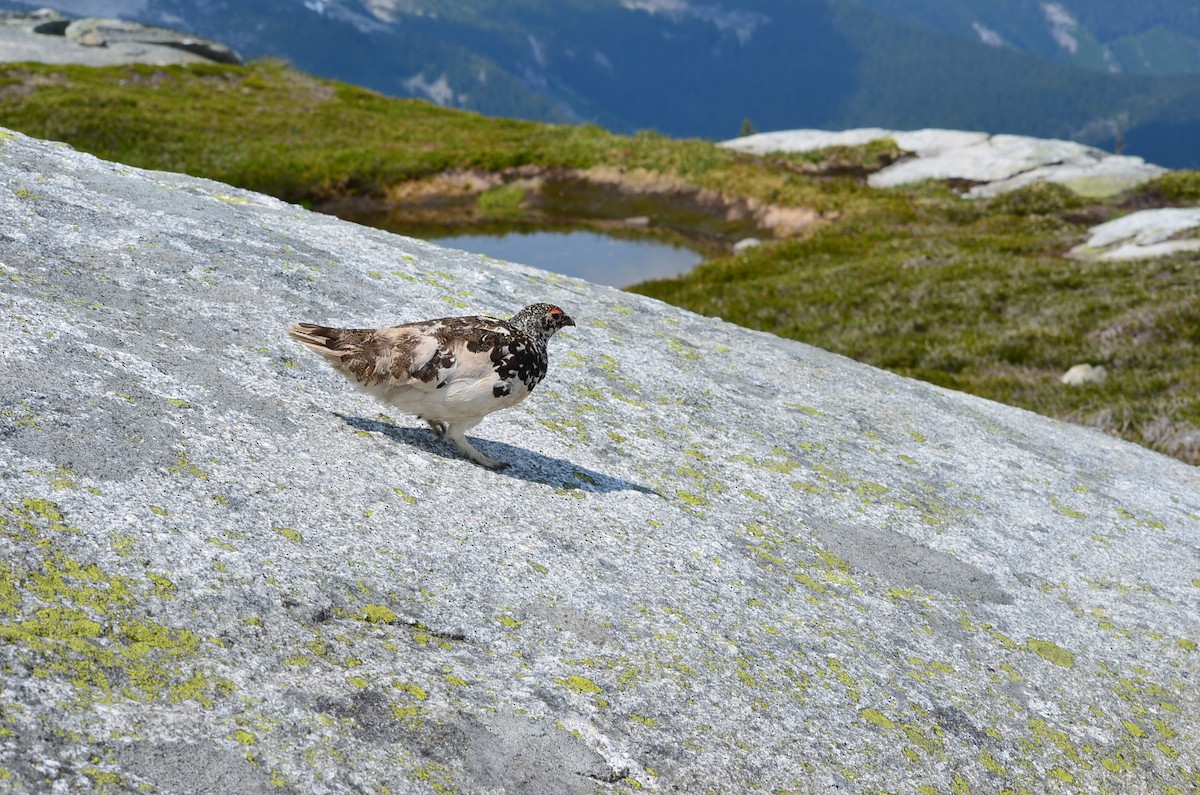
[350,373,532,425]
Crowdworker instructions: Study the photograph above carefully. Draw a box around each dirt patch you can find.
[382,170,506,202]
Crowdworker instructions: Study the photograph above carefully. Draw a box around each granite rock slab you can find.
[1,127,1198,794]
[0,8,240,67]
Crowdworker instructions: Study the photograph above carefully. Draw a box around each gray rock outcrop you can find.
[1069,206,1200,261]
[0,8,241,67]
[723,127,1167,199]
[1,127,1198,793]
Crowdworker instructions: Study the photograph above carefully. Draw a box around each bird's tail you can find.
[287,323,371,365]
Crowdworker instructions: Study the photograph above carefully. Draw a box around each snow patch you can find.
[971,21,1004,48]
[528,33,547,68]
[622,0,768,45]
[402,71,456,106]
[362,0,398,23]
[1041,2,1078,55]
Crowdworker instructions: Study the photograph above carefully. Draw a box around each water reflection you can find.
[433,229,703,287]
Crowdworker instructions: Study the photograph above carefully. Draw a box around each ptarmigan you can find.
[288,303,575,469]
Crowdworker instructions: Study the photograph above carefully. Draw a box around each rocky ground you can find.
[0,8,239,67]
[1,127,1197,793]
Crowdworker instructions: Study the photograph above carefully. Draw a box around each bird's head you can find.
[511,303,575,340]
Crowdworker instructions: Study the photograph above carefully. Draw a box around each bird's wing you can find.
[289,316,518,392]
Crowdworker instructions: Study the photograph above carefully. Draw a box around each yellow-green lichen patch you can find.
[406,761,458,795]
[361,604,399,624]
[1029,718,1082,763]
[977,751,1007,776]
[392,487,418,505]
[904,656,957,682]
[443,672,470,687]
[900,722,943,758]
[1049,496,1086,519]
[3,497,74,541]
[147,573,176,598]
[82,767,129,791]
[1,402,44,430]
[274,526,303,543]
[675,490,711,508]
[1121,718,1148,739]
[537,417,588,443]
[168,449,208,480]
[733,447,804,475]
[26,466,79,491]
[394,681,429,701]
[662,336,700,361]
[1025,638,1075,668]
[556,674,602,695]
[207,536,237,552]
[860,708,896,730]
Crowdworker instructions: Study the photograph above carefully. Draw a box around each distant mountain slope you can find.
[3,0,1199,167]
[851,0,1200,76]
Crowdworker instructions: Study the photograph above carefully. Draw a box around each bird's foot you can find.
[424,419,448,438]
[447,428,508,470]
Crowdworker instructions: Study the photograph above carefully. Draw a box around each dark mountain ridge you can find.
[3,0,1199,167]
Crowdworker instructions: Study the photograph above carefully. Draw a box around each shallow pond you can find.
[326,173,763,287]
[431,229,704,287]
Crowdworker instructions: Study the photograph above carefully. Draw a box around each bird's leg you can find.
[446,424,507,470]
[424,418,448,438]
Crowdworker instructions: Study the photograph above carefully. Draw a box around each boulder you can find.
[1060,363,1107,385]
[65,17,242,64]
[1069,206,1200,261]
[1,127,1198,794]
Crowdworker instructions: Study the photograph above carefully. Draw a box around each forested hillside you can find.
[2,0,1199,166]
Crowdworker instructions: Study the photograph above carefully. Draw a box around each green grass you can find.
[0,60,799,205]
[631,181,1200,464]
[2,59,1197,464]
[476,184,526,216]
[0,60,887,216]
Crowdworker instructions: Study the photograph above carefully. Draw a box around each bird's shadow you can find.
[336,414,658,496]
